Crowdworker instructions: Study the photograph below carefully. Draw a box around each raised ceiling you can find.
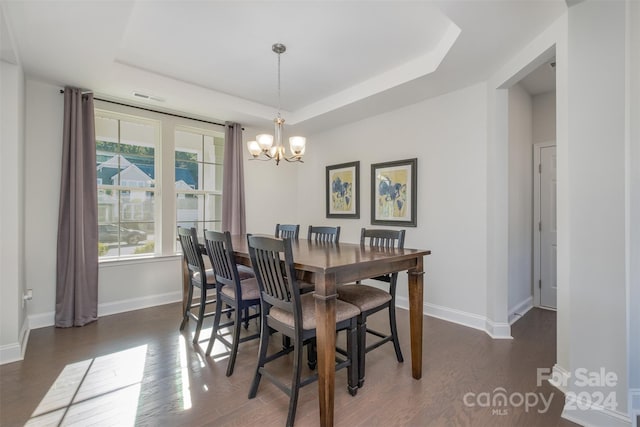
[1,1,565,133]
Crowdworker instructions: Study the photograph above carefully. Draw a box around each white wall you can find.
[243,125,301,235]
[564,0,629,423]
[24,79,63,321]
[296,83,489,328]
[507,83,533,319]
[0,60,26,363]
[532,91,556,144]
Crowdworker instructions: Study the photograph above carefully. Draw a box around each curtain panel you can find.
[221,122,246,235]
[55,87,99,327]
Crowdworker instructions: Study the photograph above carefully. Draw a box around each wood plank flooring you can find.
[1,304,577,426]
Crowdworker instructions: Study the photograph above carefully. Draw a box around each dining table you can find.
[182,234,431,427]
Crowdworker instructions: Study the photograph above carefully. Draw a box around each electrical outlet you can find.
[23,289,33,305]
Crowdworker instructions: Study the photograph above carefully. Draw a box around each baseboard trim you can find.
[509,296,534,324]
[0,342,22,365]
[561,392,632,427]
[0,320,30,365]
[98,291,182,317]
[28,291,182,330]
[485,318,513,339]
[396,297,512,339]
[549,364,570,394]
[28,311,55,330]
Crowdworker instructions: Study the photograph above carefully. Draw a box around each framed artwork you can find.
[371,158,417,226]
[326,161,360,219]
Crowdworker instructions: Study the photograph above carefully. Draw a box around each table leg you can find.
[408,256,425,379]
[314,273,337,427]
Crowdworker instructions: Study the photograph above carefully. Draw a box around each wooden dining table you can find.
[183,234,431,427]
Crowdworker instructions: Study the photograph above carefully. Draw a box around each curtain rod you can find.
[59,89,241,129]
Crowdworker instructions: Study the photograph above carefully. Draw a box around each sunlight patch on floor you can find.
[178,335,193,410]
[26,345,148,426]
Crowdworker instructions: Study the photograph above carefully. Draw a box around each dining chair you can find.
[178,226,216,344]
[275,223,300,239]
[307,225,340,243]
[203,230,261,376]
[247,234,359,427]
[336,228,406,387]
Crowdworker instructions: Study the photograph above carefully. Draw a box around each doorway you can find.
[533,143,557,309]
[506,58,557,323]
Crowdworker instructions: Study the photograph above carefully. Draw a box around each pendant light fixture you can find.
[246,43,306,165]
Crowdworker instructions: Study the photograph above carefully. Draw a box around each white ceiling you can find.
[519,59,557,95]
[1,0,565,133]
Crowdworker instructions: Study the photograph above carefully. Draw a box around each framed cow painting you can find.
[371,158,417,226]
[326,161,360,219]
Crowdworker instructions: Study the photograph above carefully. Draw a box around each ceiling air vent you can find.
[133,92,165,102]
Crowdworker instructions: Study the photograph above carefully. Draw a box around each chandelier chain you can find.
[277,50,281,118]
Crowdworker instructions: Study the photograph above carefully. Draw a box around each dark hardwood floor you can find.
[1,304,577,426]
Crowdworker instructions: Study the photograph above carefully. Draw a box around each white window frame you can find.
[94,101,225,261]
[96,109,160,260]
[174,125,225,241]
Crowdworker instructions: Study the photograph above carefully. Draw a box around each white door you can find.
[536,145,557,308]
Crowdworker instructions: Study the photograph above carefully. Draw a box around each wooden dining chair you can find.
[203,230,261,376]
[247,235,359,427]
[178,226,216,344]
[336,228,406,387]
[307,225,340,243]
[275,223,300,239]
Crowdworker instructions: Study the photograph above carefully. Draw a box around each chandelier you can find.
[246,43,306,165]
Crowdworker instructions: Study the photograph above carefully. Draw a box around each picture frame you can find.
[326,161,360,219]
[371,158,417,227]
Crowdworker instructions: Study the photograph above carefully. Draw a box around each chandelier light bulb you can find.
[256,134,274,151]
[289,136,306,156]
[247,140,261,157]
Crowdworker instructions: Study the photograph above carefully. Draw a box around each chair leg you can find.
[180,282,194,331]
[205,294,223,355]
[286,334,304,427]
[388,303,404,363]
[226,303,242,377]
[193,287,207,344]
[357,317,367,388]
[347,321,358,396]
[307,338,317,370]
[249,314,270,399]
[243,307,250,329]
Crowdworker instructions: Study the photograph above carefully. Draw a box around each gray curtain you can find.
[55,87,98,327]
[221,122,246,235]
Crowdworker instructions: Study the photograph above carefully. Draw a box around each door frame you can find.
[533,141,556,308]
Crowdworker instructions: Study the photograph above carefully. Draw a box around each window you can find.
[96,114,157,258]
[95,105,224,260]
[175,128,224,241]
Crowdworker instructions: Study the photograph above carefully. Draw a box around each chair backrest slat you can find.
[248,235,301,317]
[307,225,341,243]
[360,228,405,250]
[275,224,300,240]
[204,230,239,288]
[360,228,405,285]
[178,227,205,279]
